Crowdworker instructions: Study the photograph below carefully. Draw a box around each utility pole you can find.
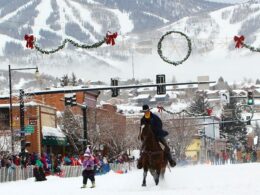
[82,105,88,149]
[19,89,26,165]
[131,49,135,80]
[8,65,14,153]
[8,65,39,154]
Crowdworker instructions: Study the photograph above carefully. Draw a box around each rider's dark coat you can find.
[140,112,168,139]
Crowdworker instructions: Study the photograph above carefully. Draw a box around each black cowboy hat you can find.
[140,104,151,112]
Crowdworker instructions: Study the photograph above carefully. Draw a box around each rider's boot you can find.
[137,155,143,169]
[160,138,176,167]
[166,151,176,167]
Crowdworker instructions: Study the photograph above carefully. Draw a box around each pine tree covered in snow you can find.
[189,91,209,115]
[220,90,247,147]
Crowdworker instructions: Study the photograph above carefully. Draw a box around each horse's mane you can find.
[141,122,162,152]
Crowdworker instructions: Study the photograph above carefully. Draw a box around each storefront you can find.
[42,126,67,154]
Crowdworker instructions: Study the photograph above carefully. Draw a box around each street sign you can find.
[25,125,34,133]
[220,91,230,104]
[29,118,37,125]
[78,139,87,142]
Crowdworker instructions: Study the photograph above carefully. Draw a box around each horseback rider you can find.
[138,104,176,167]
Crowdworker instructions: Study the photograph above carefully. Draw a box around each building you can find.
[0,87,127,155]
[0,102,65,154]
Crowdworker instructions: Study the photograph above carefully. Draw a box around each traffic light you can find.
[156,74,166,95]
[247,91,254,105]
[71,93,77,106]
[64,93,77,106]
[111,78,119,97]
[198,129,205,137]
[64,96,72,106]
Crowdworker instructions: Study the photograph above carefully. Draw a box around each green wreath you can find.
[24,32,117,54]
[157,31,192,66]
[34,39,105,54]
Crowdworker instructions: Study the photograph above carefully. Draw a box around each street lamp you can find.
[8,65,39,153]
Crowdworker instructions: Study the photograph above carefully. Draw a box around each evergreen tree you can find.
[78,78,83,85]
[189,91,209,115]
[256,79,260,85]
[220,90,247,148]
[255,122,260,149]
[60,74,70,87]
[218,76,224,83]
[214,76,230,90]
[71,72,77,86]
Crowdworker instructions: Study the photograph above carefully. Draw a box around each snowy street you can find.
[1,163,260,195]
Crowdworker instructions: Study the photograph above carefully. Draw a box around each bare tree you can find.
[163,114,199,161]
[58,107,82,153]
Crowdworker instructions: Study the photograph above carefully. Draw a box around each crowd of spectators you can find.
[0,150,133,176]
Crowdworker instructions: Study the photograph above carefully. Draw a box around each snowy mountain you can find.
[0,0,227,57]
[160,1,260,53]
[0,0,259,83]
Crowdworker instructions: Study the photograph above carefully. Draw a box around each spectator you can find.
[64,154,71,165]
[33,164,47,181]
[81,152,95,188]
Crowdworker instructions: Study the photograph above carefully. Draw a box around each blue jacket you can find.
[141,112,168,138]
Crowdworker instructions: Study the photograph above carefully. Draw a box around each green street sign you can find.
[25,125,34,133]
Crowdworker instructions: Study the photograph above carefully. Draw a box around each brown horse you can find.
[138,122,167,186]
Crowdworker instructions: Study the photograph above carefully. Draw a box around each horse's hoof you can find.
[155,179,159,185]
[142,183,146,187]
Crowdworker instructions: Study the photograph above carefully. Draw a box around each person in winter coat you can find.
[81,152,95,188]
[33,164,47,181]
[138,104,176,168]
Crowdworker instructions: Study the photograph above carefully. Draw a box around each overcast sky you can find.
[207,0,248,3]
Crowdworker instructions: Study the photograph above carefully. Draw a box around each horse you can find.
[138,122,167,186]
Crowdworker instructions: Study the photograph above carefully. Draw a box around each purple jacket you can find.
[82,158,94,170]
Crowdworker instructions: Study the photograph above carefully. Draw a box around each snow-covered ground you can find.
[1,163,260,195]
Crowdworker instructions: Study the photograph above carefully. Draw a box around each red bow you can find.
[24,34,35,49]
[157,106,163,113]
[105,32,117,46]
[234,35,245,48]
[206,108,213,116]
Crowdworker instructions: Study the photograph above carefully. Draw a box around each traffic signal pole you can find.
[18,80,215,153]
[20,89,25,154]
[81,105,88,149]
[21,81,216,96]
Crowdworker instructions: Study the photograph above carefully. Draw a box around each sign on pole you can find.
[25,125,34,134]
[220,91,230,104]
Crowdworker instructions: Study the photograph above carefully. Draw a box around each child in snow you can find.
[81,152,95,188]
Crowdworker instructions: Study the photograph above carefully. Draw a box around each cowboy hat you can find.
[140,104,152,112]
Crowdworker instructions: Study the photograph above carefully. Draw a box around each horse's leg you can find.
[154,170,160,185]
[142,168,148,187]
[160,167,166,180]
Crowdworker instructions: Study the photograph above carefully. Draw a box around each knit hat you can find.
[84,152,91,157]
[84,146,92,157]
